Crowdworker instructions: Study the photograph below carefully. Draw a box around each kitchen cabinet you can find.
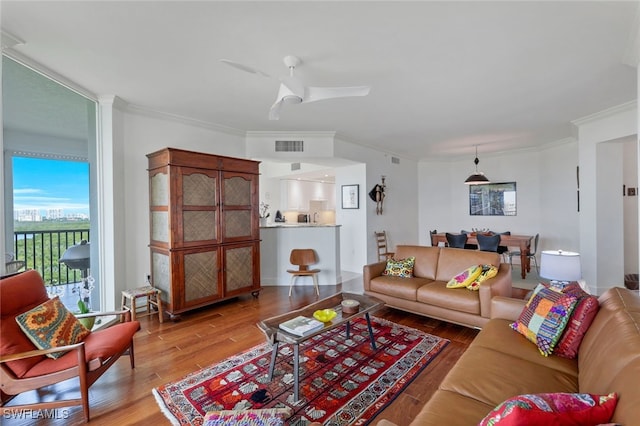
[147,148,260,319]
[281,179,335,211]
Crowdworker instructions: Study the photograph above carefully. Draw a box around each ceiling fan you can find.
[220,55,371,120]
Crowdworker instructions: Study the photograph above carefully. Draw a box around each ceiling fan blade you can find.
[269,99,284,121]
[220,59,270,77]
[304,86,371,103]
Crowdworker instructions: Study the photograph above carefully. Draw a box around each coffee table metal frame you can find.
[256,292,384,402]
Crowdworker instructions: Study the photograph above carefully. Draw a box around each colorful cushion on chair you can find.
[446,265,482,289]
[15,296,91,359]
[382,257,416,278]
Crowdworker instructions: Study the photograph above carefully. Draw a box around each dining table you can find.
[430,232,534,279]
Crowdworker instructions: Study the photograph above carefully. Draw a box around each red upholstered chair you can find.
[0,270,140,421]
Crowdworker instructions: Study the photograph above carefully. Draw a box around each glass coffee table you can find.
[256,292,384,402]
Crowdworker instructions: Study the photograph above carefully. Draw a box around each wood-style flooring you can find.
[2,284,519,426]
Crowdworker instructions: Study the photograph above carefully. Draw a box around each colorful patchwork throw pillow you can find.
[467,264,498,291]
[446,265,482,289]
[510,283,578,356]
[15,296,91,359]
[479,392,618,426]
[204,408,292,426]
[382,256,416,278]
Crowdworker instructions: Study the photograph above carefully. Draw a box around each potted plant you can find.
[76,299,95,330]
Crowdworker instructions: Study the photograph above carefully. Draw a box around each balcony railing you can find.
[12,229,90,286]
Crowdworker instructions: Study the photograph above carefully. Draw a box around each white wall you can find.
[574,102,638,294]
[118,107,247,301]
[419,143,576,256]
[623,138,639,275]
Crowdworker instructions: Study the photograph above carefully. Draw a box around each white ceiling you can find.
[1,1,638,160]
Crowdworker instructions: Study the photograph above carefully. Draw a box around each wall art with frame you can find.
[341,184,359,209]
[469,182,517,216]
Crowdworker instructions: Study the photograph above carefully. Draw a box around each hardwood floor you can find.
[2,285,481,425]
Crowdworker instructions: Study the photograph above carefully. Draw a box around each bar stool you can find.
[121,285,164,323]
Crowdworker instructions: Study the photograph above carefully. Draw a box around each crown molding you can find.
[246,130,336,139]
[124,103,246,137]
[2,50,98,102]
[571,101,637,126]
[1,30,24,51]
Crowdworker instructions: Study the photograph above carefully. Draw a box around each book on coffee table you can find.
[279,316,324,337]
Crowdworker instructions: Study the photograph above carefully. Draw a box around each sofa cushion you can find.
[446,264,482,289]
[382,256,415,278]
[15,296,91,359]
[511,284,578,356]
[369,276,433,301]
[479,392,617,426]
[417,282,480,315]
[394,246,440,279]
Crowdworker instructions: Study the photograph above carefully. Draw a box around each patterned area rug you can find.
[153,316,448,425]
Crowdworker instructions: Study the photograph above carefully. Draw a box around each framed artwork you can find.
[341,184,359,209]
[469,182,517,216]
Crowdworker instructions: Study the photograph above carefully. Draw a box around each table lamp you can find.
[540,250,581,288]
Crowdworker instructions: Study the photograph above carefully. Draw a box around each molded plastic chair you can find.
[287,249,320,297]
[495,231,511,262]
[509,233,540,274]
[477,233,501,252]
[0,270,140,421]
[445,232,468,249]
[374,231,395,261]
[460,230,478,250]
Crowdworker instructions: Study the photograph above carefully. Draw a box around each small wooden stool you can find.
[121,285,164,323]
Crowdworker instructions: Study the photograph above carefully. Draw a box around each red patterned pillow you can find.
[479,392,618,426]
[554,283,599,359]
[15,296,91,359]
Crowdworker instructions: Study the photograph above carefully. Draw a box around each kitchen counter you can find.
[260,225,341,287]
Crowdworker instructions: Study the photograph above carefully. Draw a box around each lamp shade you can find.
[464,172,490,184]
[540,250,581,282]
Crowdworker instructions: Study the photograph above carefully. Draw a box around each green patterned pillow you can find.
[15,296,91,359]
[382,256,416,278]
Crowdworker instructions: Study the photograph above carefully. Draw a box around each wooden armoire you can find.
[147,148,261,320]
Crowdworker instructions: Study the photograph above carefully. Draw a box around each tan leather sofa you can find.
[363,245,512,329]
[377,287,640,425]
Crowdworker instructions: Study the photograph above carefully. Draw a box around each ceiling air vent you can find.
[291,162,301,171]
[275,140,304,152]
[391,156,400,164]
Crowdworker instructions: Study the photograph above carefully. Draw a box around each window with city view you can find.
[12,156,91,290]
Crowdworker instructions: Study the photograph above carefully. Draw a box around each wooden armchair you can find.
[0,270,140,422]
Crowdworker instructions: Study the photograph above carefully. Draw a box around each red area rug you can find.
[153,316,448,425]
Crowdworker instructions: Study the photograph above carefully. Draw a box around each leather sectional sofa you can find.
[376,287,640,425]
[363,245,512,329]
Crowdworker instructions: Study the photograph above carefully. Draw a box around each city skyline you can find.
[13,157,90,218]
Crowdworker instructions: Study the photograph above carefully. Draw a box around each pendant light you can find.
[464,146,490,184]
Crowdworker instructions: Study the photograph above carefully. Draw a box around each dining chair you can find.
[476,233,501,252]
[287,249,320,297]
[445,232,468,249]
[460,230,478,250]
[509,233,540,274]
[495,231,511,262]
[374,231,395,261]
[429,229,438,247]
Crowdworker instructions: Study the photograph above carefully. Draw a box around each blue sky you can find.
[13,157,90,216]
